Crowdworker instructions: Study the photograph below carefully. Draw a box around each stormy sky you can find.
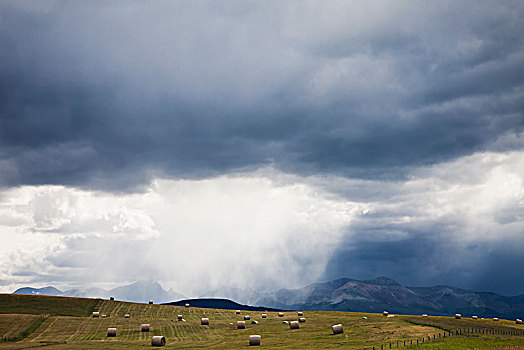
[0,1,523,296]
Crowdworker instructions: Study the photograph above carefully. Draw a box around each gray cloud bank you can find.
[1,1,523,190]
[0,1,523,296]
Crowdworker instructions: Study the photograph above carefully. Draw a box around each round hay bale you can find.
[151,335,166,347]
[107,327,117,337]
[516,319,522,324]
[278,312,284,317]
[283,320,289,324]
[101,314,107,318]
[149,300,153,304]
[244,315,250,320]
[249,335,261,346]
[141,324,150,332]
[124,314,130,318]
[299,317,306,323]
[472,315,478,319]
[422,314,428,317]
[236,310,241,314]
[455,314,462,319]
[261,313,267,318]
[297,311,303,316]
[362,316,367,319]
[109,296,115,301]
[493,317,499,321]
[332,324,343,335]
[201,317,209,325]
[177,315,183,321]
[383,311,388,316]
[289,321,300,329]
[387,314,395,318]
[251,320,258,324]
[185,303,190,307]
[237,321,246,329]
[92,312,100,318]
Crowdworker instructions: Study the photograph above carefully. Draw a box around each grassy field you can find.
[0,314,44,340]
[0,294,523,349]
[0,294,98,317]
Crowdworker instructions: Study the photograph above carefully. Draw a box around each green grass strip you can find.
[0,315,48,343]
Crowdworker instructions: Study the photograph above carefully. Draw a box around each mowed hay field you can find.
[0,314,43,339]
[1,294,523,349]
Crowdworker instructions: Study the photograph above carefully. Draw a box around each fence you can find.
[367,327,524,349]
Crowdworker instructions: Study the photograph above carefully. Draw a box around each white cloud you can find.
[0,173,354,295]
[1,150,523,294]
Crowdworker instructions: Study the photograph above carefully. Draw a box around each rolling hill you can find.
[1,293,523,349]
[164,298,283,311]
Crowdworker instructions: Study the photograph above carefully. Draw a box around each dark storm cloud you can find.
[318,148,524,296]
[0,1,523,190]
[323,232,524,296]
[1,1,523,297]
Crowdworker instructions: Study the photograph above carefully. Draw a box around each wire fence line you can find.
[366,326,524,349]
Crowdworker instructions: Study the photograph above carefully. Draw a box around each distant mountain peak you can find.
[366,276,402,286]
[13,280,185,303]
[13,286,63,296]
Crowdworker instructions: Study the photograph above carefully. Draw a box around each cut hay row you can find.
[0,314,44,340]
[0,314,48,343]
[64,316,93,342]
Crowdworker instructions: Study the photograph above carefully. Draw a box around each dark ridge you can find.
[163,298,286,312]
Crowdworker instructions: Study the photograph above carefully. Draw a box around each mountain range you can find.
[202,277,524,319]
[13,280,184,304]
[13,277,524,319]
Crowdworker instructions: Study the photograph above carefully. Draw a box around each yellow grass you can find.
[1,294,523,349]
